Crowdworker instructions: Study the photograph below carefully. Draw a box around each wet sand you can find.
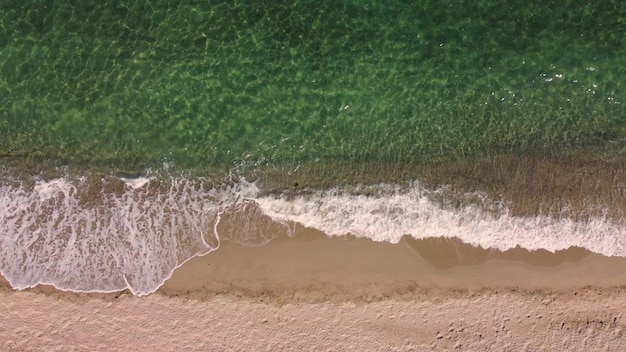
[162,227,626,300]
[2,227,626,351]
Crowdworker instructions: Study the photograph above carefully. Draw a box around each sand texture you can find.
[1,288,625,351]
[2,232,626,351]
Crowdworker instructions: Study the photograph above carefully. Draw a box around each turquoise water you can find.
[1,1,625,176]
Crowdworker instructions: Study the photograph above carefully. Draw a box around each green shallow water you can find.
[1,1,625,176]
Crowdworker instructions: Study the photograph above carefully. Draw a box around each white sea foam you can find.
[120,176,152,189]
[1,176,624,295]
[254,183,626,257]
[0,175,260,295]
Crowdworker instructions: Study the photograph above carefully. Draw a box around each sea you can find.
[1,1,625,295]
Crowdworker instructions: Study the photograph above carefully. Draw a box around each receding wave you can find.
[0,174,273,295]
[1,174,624,295]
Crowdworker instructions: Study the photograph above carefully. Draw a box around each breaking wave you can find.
[1,173,624,295]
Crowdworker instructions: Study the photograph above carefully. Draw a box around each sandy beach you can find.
[3,0,626,350]
[2,227,626,351]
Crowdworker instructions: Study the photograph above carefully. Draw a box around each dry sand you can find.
[2,227,626,351]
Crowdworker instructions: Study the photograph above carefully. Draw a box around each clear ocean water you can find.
[1,1,625,295]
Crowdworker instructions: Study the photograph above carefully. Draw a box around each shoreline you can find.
[165,227,626,301]
[2,230,626,351]
[3,227,626,302]
[3,152,626,350]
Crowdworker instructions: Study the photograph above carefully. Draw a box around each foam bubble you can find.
[120,177,152,189]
